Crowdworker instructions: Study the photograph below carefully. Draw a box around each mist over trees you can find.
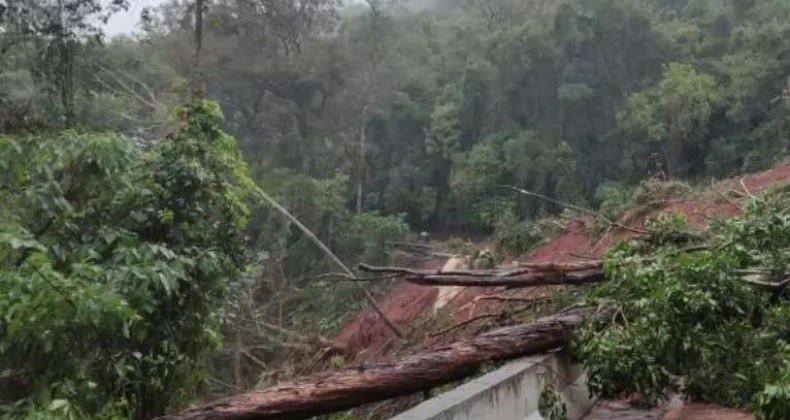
[2,0,790,417]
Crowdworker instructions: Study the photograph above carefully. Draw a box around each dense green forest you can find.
[2,0,790,417]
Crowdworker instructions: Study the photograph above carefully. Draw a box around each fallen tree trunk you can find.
[359,261,603,277]
[157,308,598,420]
[358,263,606,287]
[401,269,605,287]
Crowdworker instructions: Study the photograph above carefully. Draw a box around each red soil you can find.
[661,200,741,225]
[530,218,594,263]
[334,257,447,358]
[450,218,594,320]
[333,217,597,355]
[720,162,790,194]
[333,162,790,361]
[663,402,753,420]
[592,200,742,257]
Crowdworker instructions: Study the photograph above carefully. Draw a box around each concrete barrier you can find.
[390,354,596,420]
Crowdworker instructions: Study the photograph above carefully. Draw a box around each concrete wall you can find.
[390,354,596,420]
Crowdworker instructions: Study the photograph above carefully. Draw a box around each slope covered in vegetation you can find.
[4,0,790,418]
[162,164,790,420]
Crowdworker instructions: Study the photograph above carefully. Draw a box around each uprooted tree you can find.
[161,191,790,420]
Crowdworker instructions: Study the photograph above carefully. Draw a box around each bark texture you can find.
[158,309,593,420]
[358,262,606,287]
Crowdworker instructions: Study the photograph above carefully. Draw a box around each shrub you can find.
[0,100,254,418]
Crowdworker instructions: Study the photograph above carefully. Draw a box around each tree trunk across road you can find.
[158,308,597,420]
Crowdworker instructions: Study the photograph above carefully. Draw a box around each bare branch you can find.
[499,185,649,235]
[740,177,754,198]
[94,66,158,109]
[254,187,404,338]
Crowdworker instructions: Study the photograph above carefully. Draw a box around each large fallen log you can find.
[358,263,606,287]
[400,270,605,287]
[360,261,603,277]
[157,308,599,420]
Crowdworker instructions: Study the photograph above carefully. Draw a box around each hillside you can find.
[7,0,790,418]
[337,163,790,354]
[326,162,790,418]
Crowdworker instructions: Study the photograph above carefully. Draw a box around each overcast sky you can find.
[105,0,372,36]
[106,0,168,36]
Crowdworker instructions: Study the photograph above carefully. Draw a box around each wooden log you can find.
[359,261,604,276]
[402,269,605,287]
[157,308,596,420]
[356,263,606,287]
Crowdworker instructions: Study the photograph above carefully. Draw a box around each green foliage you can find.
[754,362,790,420]
[632,180,693,204]
[574,194,790,413]
[8,0,790,413]
[450,141,502,203]
[538,383,568,420]
[346,211,410,264]
[591,182,635,236]
[643,213,692,245]
[617,63,718,179]
[3,0,790,235]
[0,100,253,418]
[493,213,551,258]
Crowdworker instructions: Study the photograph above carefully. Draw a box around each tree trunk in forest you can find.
[233,314,245,389]
[356,105,368,214]
[191,0,204,99]
[157,308,595,420]
[56,0,74,128]
[255,188,403,338]
[666,102,687,179]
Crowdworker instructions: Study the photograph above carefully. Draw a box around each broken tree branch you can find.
[254,188,403,338]
[256,319,344,352]
[474,295,551,304]
[428,312,503,338]
[157,307,604,420]
[242,350,268,370]
[740,177,754,198]
[499,185,648,235]
[430,298,551,338]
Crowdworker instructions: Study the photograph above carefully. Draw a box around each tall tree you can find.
[0,0,128,127]
[617,63,718,178]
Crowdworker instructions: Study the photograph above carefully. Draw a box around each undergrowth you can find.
[493,213,559,259]
[590,180,695,238]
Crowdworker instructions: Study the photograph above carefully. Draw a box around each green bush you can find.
[633,180,692,204]
[591,182,635,236]
[574,195,790,414]
[0,100,254,418]
[345,211,410,264]
[493,213,550,258]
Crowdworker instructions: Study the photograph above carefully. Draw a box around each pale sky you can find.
[104,0,370,37]
[106,0,168,36]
